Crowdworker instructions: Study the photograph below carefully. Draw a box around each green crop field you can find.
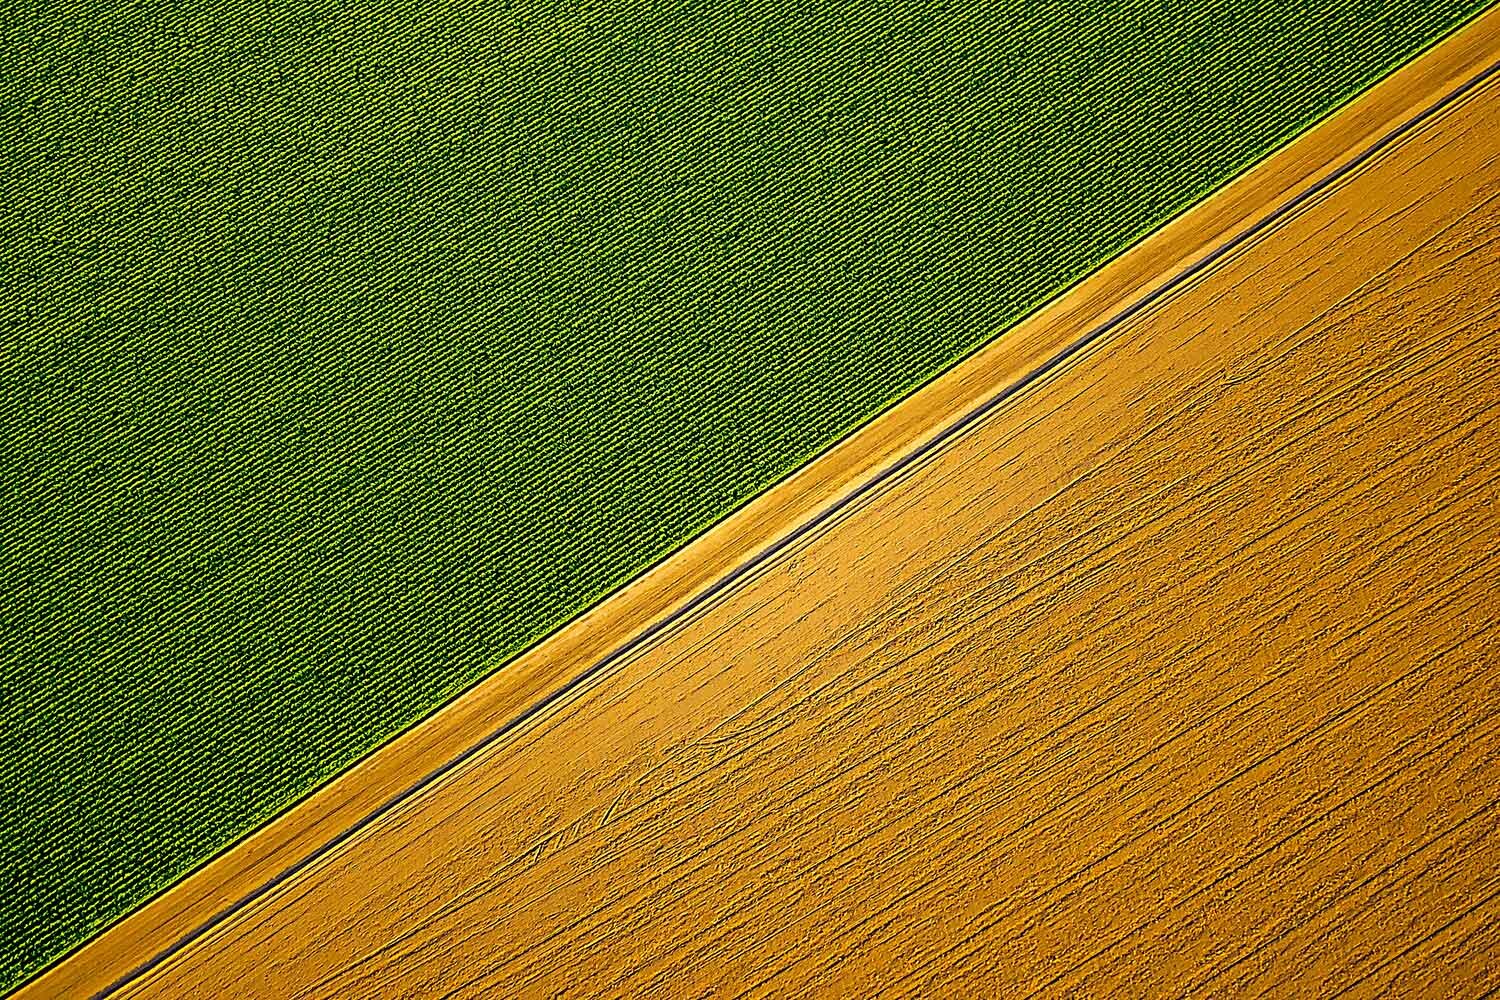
[1,0,1489,989]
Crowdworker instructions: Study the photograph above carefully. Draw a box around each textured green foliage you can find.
[0,0,1487,987]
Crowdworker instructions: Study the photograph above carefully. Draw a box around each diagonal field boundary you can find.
[83,52,1500,1000]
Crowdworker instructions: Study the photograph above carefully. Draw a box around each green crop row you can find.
[1,0,1488,989]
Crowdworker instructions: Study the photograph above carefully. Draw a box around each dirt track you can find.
[20,11,1500,1000]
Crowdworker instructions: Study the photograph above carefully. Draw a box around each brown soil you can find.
[19,9,1500,999]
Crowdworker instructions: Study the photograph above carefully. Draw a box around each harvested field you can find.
[24,11,1500,1000]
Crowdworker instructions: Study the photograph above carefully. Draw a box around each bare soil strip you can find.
[19,8,1500,999]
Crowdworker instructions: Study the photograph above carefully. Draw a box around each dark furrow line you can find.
[1026,723,1500,998]
[1223,186,1500,386]
[927,599,1500,991]
[952,738,1500,995]
[90,55,1500,1000]
[668,668,1499,1000]
[1324,882,1500,998]
[851,265,1500,662]
[725,567,1500,999]
[825,321,1500,703]
[876,617,1500,998]
[1191,804,1500,997]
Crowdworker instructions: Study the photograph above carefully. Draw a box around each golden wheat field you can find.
[25,11,1500,1000]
